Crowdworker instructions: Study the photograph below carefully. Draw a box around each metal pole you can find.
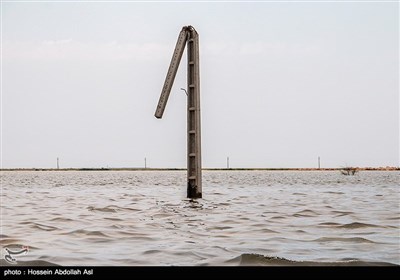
[145,157,147,169]
[186,26,202,198]
[154,26,202,199]
[227,157,229,169]
[318,156,320,169]
[181,88,188,96]
[57,157,59,169]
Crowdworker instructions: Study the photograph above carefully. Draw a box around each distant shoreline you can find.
[1,167,399,171]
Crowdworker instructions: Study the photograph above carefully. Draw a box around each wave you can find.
[0,239,23,246]
[32,223,59,231]
[331,210,354,216]
[87,205,141,213]
[313,237,377,244]
[324,191,345,195]
[67,229,110,237]
[270,216,286,220]
[293,209,319,217]
[337,222,380,229]
[318,222,381,229]
[87,206,118,213]
[228,253,397,266]
[49,217,74,222]
[0,259,59,266]
[318,222,341,226]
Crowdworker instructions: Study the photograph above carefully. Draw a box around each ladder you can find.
[155,26,202,199]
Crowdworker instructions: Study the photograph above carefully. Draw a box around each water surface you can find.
[1,171,399,266]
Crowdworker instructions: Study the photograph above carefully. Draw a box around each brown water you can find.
[1,171,399,266]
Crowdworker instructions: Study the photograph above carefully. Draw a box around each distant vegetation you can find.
[340,167,359,176]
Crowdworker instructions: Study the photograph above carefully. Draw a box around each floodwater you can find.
[0,170,399,266]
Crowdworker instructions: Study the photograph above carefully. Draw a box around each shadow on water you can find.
[183,199,204,209]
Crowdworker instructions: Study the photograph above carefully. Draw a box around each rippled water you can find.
[1,171,399,266]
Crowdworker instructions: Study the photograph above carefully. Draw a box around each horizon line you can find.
[1,166,399,171]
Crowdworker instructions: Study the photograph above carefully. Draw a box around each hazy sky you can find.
[1,1,399,168]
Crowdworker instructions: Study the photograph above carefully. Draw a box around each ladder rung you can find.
[189,153,195,157]
[189,61,195,65]
[188,39,194,43]
[189,84,195,88]
[189,130,195,134]
[188,176,196,180]
[189,107,195,111]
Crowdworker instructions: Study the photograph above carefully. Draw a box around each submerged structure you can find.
[155,26,202,198]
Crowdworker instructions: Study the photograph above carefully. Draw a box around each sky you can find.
[1,1,399,169]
